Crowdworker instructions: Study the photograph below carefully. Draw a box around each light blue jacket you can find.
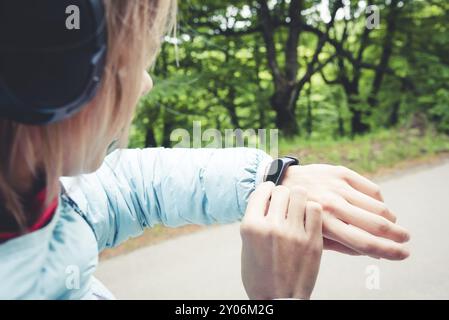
[0,148,271,299]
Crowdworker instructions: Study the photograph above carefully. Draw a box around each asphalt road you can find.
[95,159,449,299]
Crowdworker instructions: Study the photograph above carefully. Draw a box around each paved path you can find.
[95,160,449,299]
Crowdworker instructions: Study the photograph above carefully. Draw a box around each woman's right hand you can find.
[240,182,323,300]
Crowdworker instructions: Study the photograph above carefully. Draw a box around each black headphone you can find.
[0,0,107,125]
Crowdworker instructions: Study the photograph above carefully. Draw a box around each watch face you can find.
[265,159,283,184]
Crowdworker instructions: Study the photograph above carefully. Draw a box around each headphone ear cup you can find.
[2,46,92,108]
[0,0,107,125]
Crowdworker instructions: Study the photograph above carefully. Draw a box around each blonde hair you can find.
[0,0,177,232]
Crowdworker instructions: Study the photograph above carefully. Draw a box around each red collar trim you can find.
[0,188,58,240]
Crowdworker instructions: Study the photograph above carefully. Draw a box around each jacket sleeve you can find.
[60,147,272,251]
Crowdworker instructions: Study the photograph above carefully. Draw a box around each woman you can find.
[0,0,409,299]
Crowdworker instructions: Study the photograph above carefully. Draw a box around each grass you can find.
[280,128,449,175]
[100,128,449,261]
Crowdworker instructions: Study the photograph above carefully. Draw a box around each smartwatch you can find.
[264,156,299,186]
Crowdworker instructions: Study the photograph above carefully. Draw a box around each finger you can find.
[323,238,361,256]
[246,182,275,220]
[305,201,323,238]
[331,199,410,243]
[286,186,307,230]
[323,212,410,260]
[267,185,290,221]
[340,167,384,201]
[341,186,397,222]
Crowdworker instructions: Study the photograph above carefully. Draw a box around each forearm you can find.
[61,147,272,250]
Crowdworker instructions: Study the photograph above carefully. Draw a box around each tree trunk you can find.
[348,91,369,135]
[306,82,312,137]
[336,102,345,137]
[350,108,369,135]
[271,85,299,136]
[226,86,240,128]
[145,127,157,147]
[254,40,267,128]
[368,0,399,108]
[388,101,400,127]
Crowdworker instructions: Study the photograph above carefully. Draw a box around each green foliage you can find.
[129,0,449,148]
[430,89,449,133]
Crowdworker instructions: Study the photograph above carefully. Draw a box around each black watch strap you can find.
[264,156,299,186]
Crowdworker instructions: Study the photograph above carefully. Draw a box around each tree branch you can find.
[285,0,303,82]
[257,0,283,87]
[294,1,343,94]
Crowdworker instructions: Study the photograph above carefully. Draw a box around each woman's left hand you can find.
[281,164,410,260]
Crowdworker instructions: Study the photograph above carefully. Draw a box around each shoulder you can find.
[0,197,99,299]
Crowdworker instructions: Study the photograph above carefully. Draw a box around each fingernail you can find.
[403,231,411,242]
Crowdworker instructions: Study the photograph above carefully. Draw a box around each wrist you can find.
[264,156,300,185]
[255,155,273,186]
